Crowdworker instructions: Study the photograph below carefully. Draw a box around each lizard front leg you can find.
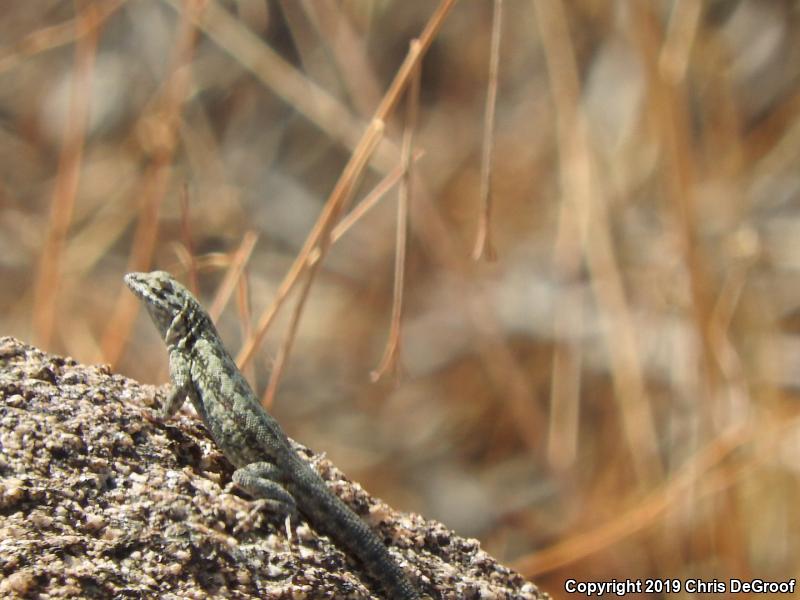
[160,347,193,418]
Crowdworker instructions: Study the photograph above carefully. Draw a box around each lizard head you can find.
[124,270,205,344]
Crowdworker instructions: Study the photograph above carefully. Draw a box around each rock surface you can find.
[0,337,548,599]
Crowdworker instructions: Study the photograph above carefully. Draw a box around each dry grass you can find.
[2,1,800,595]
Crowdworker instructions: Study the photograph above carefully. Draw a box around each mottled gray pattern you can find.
[124,271,421,600]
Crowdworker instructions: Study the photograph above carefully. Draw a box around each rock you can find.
[0,337,548,599]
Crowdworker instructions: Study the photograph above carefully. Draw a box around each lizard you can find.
[124,270,422,600]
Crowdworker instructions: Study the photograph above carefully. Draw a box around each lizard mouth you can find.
[123,272,148,299]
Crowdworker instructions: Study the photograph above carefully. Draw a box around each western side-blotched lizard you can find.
[124,271,422,599]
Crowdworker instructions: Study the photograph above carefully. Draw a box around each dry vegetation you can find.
[2,0,800,596]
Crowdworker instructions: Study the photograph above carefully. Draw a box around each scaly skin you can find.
[125,270,421,600]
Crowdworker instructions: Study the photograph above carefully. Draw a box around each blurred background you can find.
[2,0,800,596]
